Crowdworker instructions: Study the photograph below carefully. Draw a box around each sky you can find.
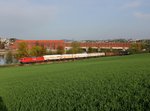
[0,0,150,40]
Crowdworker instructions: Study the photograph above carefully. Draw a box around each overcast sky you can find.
[0,0,150,40]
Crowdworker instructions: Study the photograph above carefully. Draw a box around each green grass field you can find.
[0,54,150,111]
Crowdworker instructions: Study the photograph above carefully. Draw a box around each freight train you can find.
[19,53,105,64]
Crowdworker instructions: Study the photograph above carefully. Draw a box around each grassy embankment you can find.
[0,54,150,111]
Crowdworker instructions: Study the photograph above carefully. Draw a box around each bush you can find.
[5,51,13,64]
[88,47,98,53]
[57,46,65,54]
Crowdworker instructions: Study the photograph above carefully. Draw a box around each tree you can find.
[16,42,47,58]
[145,43,150,52]
[0,41,5,49]
[143,40,150,52]
[16,42,29,58]
[30,43,47,57]
[88,47,93,53]
[30,46,43,57]
[40,44,47,55]
[70,42,81,54]
[57,45,65,54]
[129,43,142,54]
[88,47,98,53]
[5,51,13,64]
[100,48,111,52]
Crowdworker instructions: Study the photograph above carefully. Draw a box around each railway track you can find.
[0,56,103,67]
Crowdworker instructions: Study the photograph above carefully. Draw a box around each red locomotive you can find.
[19,57,44,64]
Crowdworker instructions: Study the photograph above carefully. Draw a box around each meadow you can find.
[0,54,150,111]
